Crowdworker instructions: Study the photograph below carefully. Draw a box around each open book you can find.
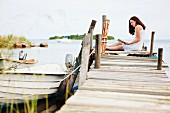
[117,39,126,44]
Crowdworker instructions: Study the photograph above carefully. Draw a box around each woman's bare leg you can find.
[108,42,122,47]
[106,45,124,51]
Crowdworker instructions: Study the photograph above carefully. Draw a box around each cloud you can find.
[0,0,170,39]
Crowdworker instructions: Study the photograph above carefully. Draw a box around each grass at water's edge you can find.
[0,34,31,49]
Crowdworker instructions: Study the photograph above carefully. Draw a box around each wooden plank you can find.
[101,58,159,63]
[105,50,157,55]
[87,71,169,81]
[87,77,170,84]
[102,55,157,61]
[91,65,169,71]
[80,82,170,96]
[58,89,170,113]
[101,58,167,66]
[101,56,167,65]
[83,78,170,90]
[100,61,169,67]
[101,55,157,62]
[83,79,170,90]
[91,67,167,74]
[75,90,170,102]
[57,105,169,113]
[64,90,170,111]
[87,77,170,87]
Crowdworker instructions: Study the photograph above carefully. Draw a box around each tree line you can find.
[49,34,114,40]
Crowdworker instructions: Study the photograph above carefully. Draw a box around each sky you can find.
[0,0,170,39]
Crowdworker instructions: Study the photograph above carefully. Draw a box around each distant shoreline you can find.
[49,35,114,40]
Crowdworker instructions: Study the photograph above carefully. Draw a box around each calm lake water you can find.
[0,40,82,70]
[1,39,170,76]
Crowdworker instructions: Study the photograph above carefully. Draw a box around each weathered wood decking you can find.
[57,53,170,113]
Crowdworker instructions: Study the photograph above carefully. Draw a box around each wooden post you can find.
[88,20,97,49]
[65,78,69,101]
[102,15,107,29]
[149,31,155,56]
[0,59,4,70]
[79,33,91,88]
[101,19,110,55]
[157,48,163,70]
[101,15,107,55]
[95,34,102,68]
[88,20,97,33]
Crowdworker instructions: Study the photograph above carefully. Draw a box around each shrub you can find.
[0,34,31,49]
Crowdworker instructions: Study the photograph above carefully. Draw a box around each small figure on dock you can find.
[106,16,146,51]
[19,50,27,60]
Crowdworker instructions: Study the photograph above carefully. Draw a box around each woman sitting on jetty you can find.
[106,16,146,51]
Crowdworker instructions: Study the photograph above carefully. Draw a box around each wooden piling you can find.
[88,20,97,48]
[95,34,102,69]
[149,31,155,56]
[157,48,163,70]
[101,15,107,56]
[102,15,107,30]
[101,19,110,55]
[79,33,91,88]
[0,59,4,70]
[65,78,69,101]
[88,20,97,33]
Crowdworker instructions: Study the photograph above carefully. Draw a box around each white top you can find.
[122,28,145,51]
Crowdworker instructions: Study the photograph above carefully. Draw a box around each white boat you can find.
[0,63,79,112]
[56,36,71,42]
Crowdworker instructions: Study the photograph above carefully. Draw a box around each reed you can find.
[0,73,44,113]
[0,34,31,49]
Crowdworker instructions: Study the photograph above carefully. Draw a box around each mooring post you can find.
[149,31,155,56]
[88,20,97,49]
[0,59,4,70]
[101,18,110,55]
[101,15,107,55]
[65,78,69,101]
[102,15,107,29]
[157,48,163,70]
[95,34,102,69]
[79,33,91,88]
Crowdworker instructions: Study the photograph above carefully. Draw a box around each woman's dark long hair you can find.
[129,16,146,35]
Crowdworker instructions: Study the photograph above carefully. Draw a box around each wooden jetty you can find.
[57,33,170,113]
[57,56,170,113]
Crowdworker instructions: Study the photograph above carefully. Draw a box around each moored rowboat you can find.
[0,64,78,113]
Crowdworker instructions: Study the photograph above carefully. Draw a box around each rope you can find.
[8,60,27,71]
[60,48,95,82]
[3,54,28,71]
